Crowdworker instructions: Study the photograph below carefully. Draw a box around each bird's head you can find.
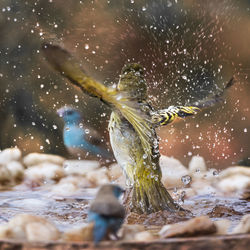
[97,184,125,199]
[57,106,82,123]
[117,63,147,101]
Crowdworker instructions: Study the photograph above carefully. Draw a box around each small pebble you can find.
[214,219,231,235]
[0,148,22,165]
[51,176,91,196]
[23,153,65,167]
[25,163,64,182]
[0,214,60,242]
[189,155,207,174]
[63,223,94,242]
[86,168,110,186]
[119,224,145,240]
[134,231,155,241]
[159,216,217,238]
[232,214,250,234]
[160,156,189,188]
[63,160,99,176]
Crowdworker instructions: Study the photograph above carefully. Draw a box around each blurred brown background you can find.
[0,0,249,169]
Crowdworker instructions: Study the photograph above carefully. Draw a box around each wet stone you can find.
[207,204,244,218]
[160,156,189,188]
[0,161,24,187]
[118,224,145,240]
[232,214,250,234]
[0,148,22,165]
[126,210,192,226]
[63,223,94,242]
[51,176,92,196]
[214,219,231,235]
[63,160,100,176]
[0,214,60,242]
[23,153,65,167]
[189,155,207,174]
[216,167,250,194]
[24,163,64,182]
[134,231,155,241]
[86,168,110,186]
[159,216,217,238]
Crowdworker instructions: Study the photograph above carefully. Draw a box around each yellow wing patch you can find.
[151,106,200,126]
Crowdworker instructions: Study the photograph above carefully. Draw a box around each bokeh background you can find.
[0,0,249,169]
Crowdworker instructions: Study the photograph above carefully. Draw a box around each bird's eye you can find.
[67,110,73,115]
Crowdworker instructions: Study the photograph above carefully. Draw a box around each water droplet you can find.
[213,170,219,176]
[142,6,147,11]
[181,175,192,185]
[84,44,89,50]
[85,129,90,134]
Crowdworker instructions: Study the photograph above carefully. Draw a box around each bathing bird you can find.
[42,43,234,214]
[57,106,113,161]
[88,184,125,244]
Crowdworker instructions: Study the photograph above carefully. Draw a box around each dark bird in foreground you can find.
[88,184,125,244]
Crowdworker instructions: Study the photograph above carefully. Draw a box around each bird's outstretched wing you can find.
[151,77,235,127]
[190,77,235,109]
[42,43,154,159]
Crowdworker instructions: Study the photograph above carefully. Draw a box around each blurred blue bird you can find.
[57,106,113,161]
[88,184,125,244]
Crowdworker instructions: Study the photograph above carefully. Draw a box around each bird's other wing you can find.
[151,106,200,127]
[191,77,235,109]
[151,77,235,127]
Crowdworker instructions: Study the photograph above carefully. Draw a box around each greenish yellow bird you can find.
[42,43,234,214]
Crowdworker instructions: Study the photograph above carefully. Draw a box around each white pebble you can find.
[86,169,110,186]
[232,214,250,234]
[0,214,60,241]
[25,163,64,182]
[160,155,189,188]
[189,155,207,173]
[134,231,155,241]
[63,160,99,176]
[23,153,65,167]
[0,148,22,165]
